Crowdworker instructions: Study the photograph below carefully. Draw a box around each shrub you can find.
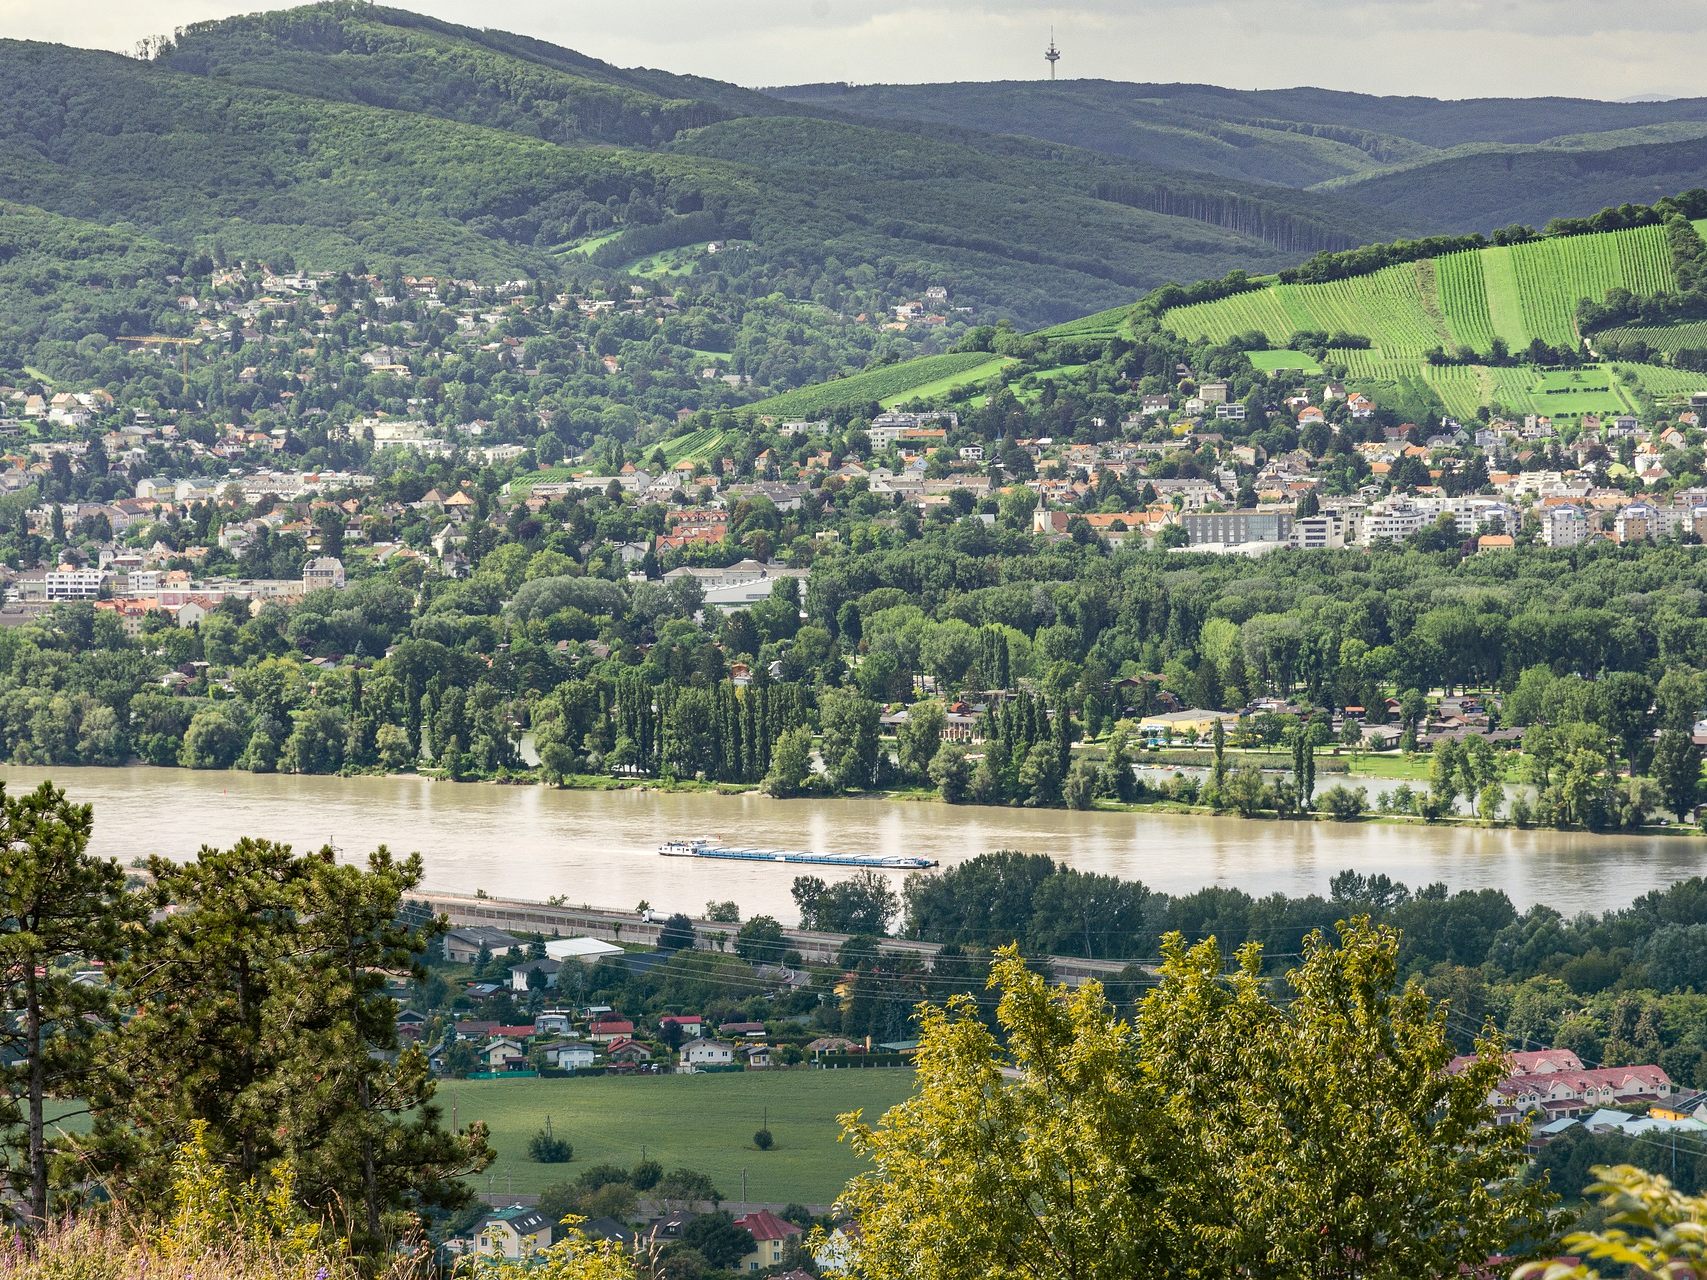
[528,1118,573,1164]
[753,1128,775,1151]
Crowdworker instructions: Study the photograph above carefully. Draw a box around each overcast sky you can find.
[4,0,1700,100]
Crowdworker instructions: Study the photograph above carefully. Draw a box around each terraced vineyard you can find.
[1037,303,1136,343]
[748,350,1009,417]
[1159,221,1689,420]
[1166,224,1676,361]
[1596,321,1707,354]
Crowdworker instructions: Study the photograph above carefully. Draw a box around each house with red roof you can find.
[733,1210,804,1271]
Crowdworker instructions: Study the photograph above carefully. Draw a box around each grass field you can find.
[437,1070,915,1204]
[554,230,623,258]
[1246,349,1323,373]
[750,350,1007,417]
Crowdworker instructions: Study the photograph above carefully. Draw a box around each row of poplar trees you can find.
[0,782,490,1249]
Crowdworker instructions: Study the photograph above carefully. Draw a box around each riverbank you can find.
[32,751,1695,842]
[7,762,1702,917]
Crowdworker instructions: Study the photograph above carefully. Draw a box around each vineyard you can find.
[1156,222,1689,419]
[1037,303,1136,343]
[1165,223,1677,361]
[1596,321,1707,354]
[749,350,1009,417]
[659,426,741,465]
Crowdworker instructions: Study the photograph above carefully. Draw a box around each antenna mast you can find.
[1045,28,1061,79]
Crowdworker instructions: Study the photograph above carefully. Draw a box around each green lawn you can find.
[437,1069,916,1204]
[1247,348,1323,373]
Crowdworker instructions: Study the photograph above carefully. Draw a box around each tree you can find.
[704,900,740,924]
[753,1127,774,1151]
[1515,1165,1707,1279]
[928,742,972,803]
[86,839,491,1247]
[0,783,135,1221]
[762,725,813,797]
[792,871,898,935]
[179,706,246,769]
[820,688,882,791]
[734,915,785,964]
[529,1117,573,1164]
[1652,728,1703,822]
[836,927,1556,1280]
[896,702,946,781]
[657,912,696,953]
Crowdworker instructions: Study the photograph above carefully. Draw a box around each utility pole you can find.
[1045,28,1061,79]
[741,1167,748,1214]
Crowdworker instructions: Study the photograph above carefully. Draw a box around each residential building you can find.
[733,1211,804,1273]
[1182,510,1293,547]
[471,1206,552,1259]
[301,556,345,590]
[680,1039,735,1070]
[442,926,520,964]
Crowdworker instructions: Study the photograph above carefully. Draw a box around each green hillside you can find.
[31,3,1394,328]
[773,81,1707,240]
[1165,224,1677,352]
[748,350,1014,417]
[1158,220,1707,417]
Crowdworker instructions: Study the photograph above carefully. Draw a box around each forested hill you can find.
[770,80,1707,232]
[0,2,1400,331]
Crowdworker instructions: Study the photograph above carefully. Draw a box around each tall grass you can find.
[0,1214,433,1280]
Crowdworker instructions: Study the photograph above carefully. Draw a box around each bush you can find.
[753,1128,774,1150]
[528,1123,573,1164]
[1317,784,1367,821]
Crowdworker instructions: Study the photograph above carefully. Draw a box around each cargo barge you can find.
[658,837,937,870]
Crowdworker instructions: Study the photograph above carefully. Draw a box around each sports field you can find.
[437,1069,916,1204]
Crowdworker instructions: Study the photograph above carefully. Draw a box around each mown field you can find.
[750,350,1008,417]
[1246,348,1323,373]
[436,1069,915,1204]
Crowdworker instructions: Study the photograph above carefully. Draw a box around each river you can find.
[3,764,1701,922]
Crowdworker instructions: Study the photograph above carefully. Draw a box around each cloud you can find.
[9,0,1706,99]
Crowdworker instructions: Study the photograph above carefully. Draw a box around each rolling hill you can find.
[759,203,1707,424]
[769,80,1707,235]
[0,3,1408,333]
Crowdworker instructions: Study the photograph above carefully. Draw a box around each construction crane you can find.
[1045,28,1061,79]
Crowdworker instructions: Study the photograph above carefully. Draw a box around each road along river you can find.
[1,764,1700,924]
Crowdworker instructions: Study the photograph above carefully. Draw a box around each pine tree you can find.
[0,783,136,1220]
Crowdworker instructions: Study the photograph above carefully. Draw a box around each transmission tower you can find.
[1045,28,1061,79]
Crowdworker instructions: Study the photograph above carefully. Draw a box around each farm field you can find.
[750,350,1005,417]
[1246,348,1323,373]
[1615,363,1707,398]
[436,1070,915,1204]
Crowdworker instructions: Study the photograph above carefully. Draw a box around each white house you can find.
[680,1039,735,1071]
[544,936,624,964]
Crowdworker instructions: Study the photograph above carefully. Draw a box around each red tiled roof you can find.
[735,1210,803,1243]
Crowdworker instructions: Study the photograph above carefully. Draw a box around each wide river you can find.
[3,764,1702,923]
